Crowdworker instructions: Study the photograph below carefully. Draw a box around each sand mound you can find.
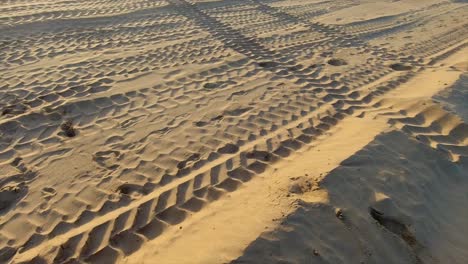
[434,74,468,122]
[233,131,468,264]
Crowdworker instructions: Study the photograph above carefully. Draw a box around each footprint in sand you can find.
[41,187,57,198]
[0,183,27,215]
[369,207,419,248]
[93,150,121,169]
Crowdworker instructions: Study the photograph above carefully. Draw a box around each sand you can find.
[0,0,467,263]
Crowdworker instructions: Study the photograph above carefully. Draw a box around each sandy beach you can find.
[0,0,467,263]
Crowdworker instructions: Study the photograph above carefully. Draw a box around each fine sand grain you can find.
[0,0,467,263]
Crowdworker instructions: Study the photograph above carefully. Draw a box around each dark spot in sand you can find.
[335,208,344,220]
[327,58,347,66]
[390,63,412,71]
[211,115,224,121]
[1,104,27,116]
[218,143,239,154]
[117,183,146,196]
[203,83,219,89]
[246,150,273,162]
[60,120,76,137]
[1,108,12,116]
[258,61,278,68]
[195,121,208,127]
[11,157,22,167]
[0,247,16,263]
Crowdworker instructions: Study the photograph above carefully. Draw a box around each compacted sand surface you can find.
[0,0,467,263]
